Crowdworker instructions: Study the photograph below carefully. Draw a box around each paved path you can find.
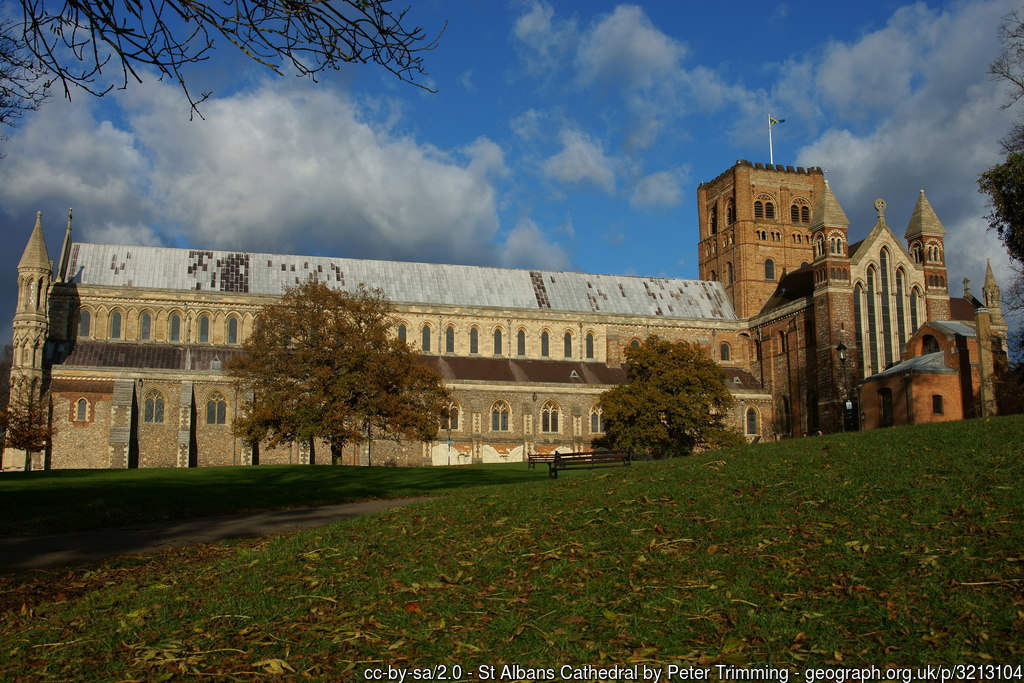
[0,497,430,573]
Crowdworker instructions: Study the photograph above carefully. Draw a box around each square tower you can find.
[697,160,825,317]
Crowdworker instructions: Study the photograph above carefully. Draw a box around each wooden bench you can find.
[529,449,631,479]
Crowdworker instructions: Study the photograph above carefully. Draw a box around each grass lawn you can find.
[0,415,1021,679]
[0,462,552,536]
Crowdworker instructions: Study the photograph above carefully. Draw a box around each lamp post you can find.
[836,342,850,432]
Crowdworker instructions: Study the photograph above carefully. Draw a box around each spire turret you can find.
[904,189,945,239]
[56,208,73,282]
[810,180,850,230]
[18,211,51,272]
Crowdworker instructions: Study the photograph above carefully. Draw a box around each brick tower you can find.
[697,160,825,317]
[810,181,856,432]
[904,190,950,321]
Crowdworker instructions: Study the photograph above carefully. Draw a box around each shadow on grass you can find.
[0,463,555,536]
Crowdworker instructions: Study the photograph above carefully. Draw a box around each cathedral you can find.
[2,160,1011,470]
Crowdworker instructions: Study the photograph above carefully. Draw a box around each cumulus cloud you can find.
[512,0,577,75]
[796,0,1020,295]
[630,169,686,209]
[500,217,570,269]
[575,4,685,90]
[541,128,616,192]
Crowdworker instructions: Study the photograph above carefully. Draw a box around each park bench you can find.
[529,449,631,479]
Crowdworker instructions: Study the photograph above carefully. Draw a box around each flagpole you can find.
[768,114,774,164]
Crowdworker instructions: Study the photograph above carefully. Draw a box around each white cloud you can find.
[795,0,1020,298]
[630,169,686,209]
[463,137,509,178]
[512,0,577,75]
[541,128,615,192]
[575,4,685,90]
[500,217,569,269]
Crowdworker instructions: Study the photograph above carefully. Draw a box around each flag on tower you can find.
[769,116,785,126]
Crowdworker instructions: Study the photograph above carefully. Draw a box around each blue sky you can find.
[2,0,1022,345]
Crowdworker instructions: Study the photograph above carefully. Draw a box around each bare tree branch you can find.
[0,20,49,134]
[12,0,442,117]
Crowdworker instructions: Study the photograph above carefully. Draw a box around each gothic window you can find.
[445,401,460,431]
[879,250,893,366]
[866,267,879,375]
[778,396,791,435]
[910,288,920,333]
[491,401,510,432]
[445,326,455,353]
[397,324,407,342]
[227,316,239,344]
[170,313,181,342]
[206,391,227,425]
[198,314,210,343]
[140,312,152,341]
[586,332,594,359]
[144,389,165,424]
[421,324,432,352]
[764,259,775,281]
[854,283,865,374]
[590,405,605,433]
[541,401,560,433]
[470,327,479,354]
[493,328,503,355]
[517,329,526,356]
[895,269,907,351]
[745,407,759,435]
[78,309,91,338]
[563,332,573,358]
[720,342,730,361]
[540,331,550,357]
[110,311,122,339]
[727,262,734,285]
[75,398,88,422]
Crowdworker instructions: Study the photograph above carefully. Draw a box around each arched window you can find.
[421,324,431,352]
[198,314,210,343]
[726,199,735,226]
[170,313,181,342]
[590,405,605,433]
[144,389,165,424]
[754,200,764,219]
[585,332,594,359]
[630,339,641,350]
[517,329,526,356]
[879,250,893,366]
[75,398,88,422]
[709,207,719,235]
[445,326,455,353]
[764,259,775,281]
[790,204,800,222]
[727,262,734,285]
[206,391,227,425]
[745,407,758,435]
[922,334,940,354]
[397,324,407,342]
[801,205,810,222]
[765,202,775,219]
[470,327,479,354]
[866,267,879,375]
[140,312,152,341]
[895,269,906,350]
[541,401,560,433]
[445,401,459,431]
[110,311,122,339]
[78,309,91,337]
[778,396,791,435]
[910,288,920,333]
[493,328,503,355]
[227,316,239,344]
[854,283,865,373]
[710,270,717,281]
[720,342,730,361]
[540,331,550,357]
[563,332,573,358]
[491,401,510,431]
[910,243,922,264]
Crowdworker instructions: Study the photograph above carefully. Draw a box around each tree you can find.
[0,20,48,132]
[228,282,451,465]
[597,337,743,458]
[8,0,442,119]
[978,153,1024,266]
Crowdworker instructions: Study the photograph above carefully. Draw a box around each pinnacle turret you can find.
[18,211,51,273]
[904,189,945,239]
[810,180,850,230]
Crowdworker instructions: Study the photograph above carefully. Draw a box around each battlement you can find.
[699,160,824,189]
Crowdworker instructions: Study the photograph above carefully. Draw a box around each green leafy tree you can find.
[228,282,450,465]
[979,153,1024,266]
[598,337,743,458]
